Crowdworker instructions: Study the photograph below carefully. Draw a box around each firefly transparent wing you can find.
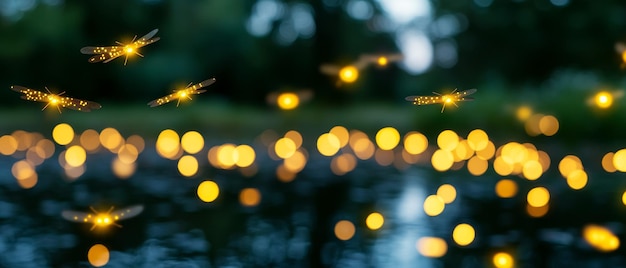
[11,85,50,103]
[405,95,443,105]
[80,46,125,63]
[451,88,477,101]
[110,205,144,221]
[134,28,160,48]
[148,78,216,107]
[320,64,340,75]
[10,85,101,112]
[61,210,95,224]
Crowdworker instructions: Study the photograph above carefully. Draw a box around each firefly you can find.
[405,88,477,113]
[148,78,216,107]
[10,85,101,113]
[80,29,160,65]
[358,53,403,67]
[61,205,144,231]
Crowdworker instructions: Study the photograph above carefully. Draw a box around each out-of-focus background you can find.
[2,0,626,267]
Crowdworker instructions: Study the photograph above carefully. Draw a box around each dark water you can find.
[2,140,626,268]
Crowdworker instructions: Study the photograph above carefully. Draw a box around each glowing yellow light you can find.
[423,195,445,216]
[527,187,550,207]
[65,146,87,167]
[594,91,614,109]
[317,133,341,156]
[117,144,138,164]
[613,149,626,172]
[100,128,124,152]
[452,223,475,246]
[338,65,359,83]
[467,129,489,151]
[126,135,145,153]
[352,137,375,160]
[527,203,549,218]
[431,149,454,172]
[112,157,136,179]
[377,56,388,66]
[416,237,447,258]
[80,129,101,152]
[331,153,357,175]
[11,160,35,180]
[334,220,356,240]
[197,181,219,202]
[329,126,350,148]
[566,169,588,190]
[365,212,384,230]
[516,106,532,121]
[240,188,261,207]
[284,130,303,149]
[375,127,400,150]
[235,145,256,167]
[284,149,307,172]
[467,155,488,176]
[217,144,237,168]
[493,156,513,176]
[476,140,495,160]
[181,131,204,154]
[437,184,457,204]
[558,155,583,177]
[155,129,180,159]
[493,252,514,268]
[538,115,559,136]
[404,131,428,155]
[275,138,296,159]
[524,113,543,136]
[583,224,620,252]
[495,179,518,198]
[0,135,18,155]
[178,155,199,177]
[622,191,626,206]
[276,164,297,182]
[277,92,300,110]
[437,130,459,151]
[88,244,110,267]
[52,123,74,145]
[522,160,543,180]
[602,152,617,173]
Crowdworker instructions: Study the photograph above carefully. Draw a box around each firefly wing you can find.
[61,210,95,224]
[10,85,50,103]
[57,96,102,112]
[452,88,477,100]
[187,78,216,91]
[405,95,443,106]
[80,46,125,63]
[134,29,160,49]
[110,205,144,221]
[320,64,340,75]
[147,92,179,107]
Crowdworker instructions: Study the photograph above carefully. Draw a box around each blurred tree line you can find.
[0,0,625,108]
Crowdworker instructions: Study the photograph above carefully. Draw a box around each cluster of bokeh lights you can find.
[3,114,626,266]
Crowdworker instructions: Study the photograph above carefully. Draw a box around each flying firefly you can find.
[148,78,216,107]
[80,29,160,65]
[406,88,477,113]
[61,205,144,231]
[10,85,101,113]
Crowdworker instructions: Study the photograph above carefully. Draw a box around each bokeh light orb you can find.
[437,184,457,204]
[197,180,220,202]
[416,237,447,258]
[423,195,445,216]
[240,188,261,207]
[375,127,400,150]
[181,131,204,154]
[52,123,74,145]
[277,92,300,110]
[594,91,613,109]
[334,220,356,240]
[495,179,518,198]
[87,244,109,267]
[178,155,199,177]
[437,130,459,151]
[493,252,514,268]
[339,65,359,83]
[365,212,384,230]
[452,223,476,246]
[527,187,550,207]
